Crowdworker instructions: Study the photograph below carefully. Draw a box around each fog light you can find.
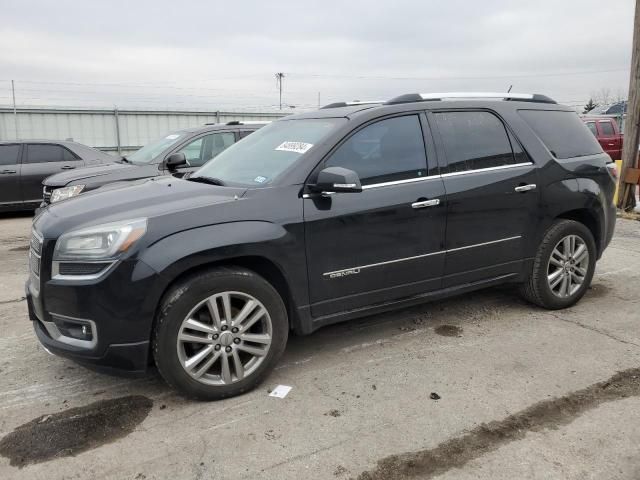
[51,314,94,341]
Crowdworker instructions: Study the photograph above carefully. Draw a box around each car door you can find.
[304,113,447,317]
[20,144,83,204]
[597,120,621,160]
[170,132,237,176]
[429,110,540,287]
[0,143,23,206]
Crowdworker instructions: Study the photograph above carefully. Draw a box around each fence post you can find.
[114,107,122,156]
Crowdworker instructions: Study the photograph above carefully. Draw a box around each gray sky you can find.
[0,0,635,111]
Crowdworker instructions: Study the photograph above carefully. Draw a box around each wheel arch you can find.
[556,208,601,254]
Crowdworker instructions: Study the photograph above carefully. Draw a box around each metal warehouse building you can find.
[0,107,288,156]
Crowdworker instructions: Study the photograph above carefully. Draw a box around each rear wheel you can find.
[153,267,288,400]
[520,220,596,309]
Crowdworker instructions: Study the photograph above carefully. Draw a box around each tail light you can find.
[606,162,618,180]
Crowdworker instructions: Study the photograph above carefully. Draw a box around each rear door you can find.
[597,120,622,160]
[429,110,540,287]
[20,144,83,203]
[0,144,23,206]
[304,113,447,317]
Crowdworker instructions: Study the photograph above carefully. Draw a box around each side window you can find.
[0,144,20,166]
[178,137,204,166]
[434,111,517,173]
[586,122,598,137]
[239,130,253,139]
[325,115,427,185]
[599,121,615,136]
[26,144,66,163]
[62,147,80,162]
[207,133,236,162]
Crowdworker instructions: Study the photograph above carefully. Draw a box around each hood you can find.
[43,162,159,188]
[36,176,248,238]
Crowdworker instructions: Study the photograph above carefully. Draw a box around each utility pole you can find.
[275,73,285,110]
[11,80,18,140]
[618,0,640,210]
[318,92,321,108]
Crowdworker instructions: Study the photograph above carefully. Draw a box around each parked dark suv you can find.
[0,140,114,211]
[40,121,266,206]
[26,92,616,400]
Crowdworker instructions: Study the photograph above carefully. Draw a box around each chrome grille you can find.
[29,230,43,279]
[43,186,53,204]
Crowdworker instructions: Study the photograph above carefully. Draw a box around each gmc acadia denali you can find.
[27,92,616,400]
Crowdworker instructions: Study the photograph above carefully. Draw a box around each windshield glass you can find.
[127,132,187,164]
[193,118,345,186]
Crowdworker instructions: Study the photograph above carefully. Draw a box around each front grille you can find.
[29,230,43,280]
[43,186,53,205]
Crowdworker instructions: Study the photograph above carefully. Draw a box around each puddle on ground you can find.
[434,325,463,337]
[0,395,153,468]
[357,367,640,480]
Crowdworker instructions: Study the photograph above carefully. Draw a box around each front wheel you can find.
[520,219,597,309]
[152,267,288,400]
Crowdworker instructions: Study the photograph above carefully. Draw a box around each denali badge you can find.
[328,268,360,279]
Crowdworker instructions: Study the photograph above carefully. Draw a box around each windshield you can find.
[127,132,187,164]
[193,118,345,186]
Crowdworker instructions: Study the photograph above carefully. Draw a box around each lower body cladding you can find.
[26,258,162,373]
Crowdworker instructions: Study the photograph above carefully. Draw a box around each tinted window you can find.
[0,144,20,166]
[239,130,254,139]
[519,110,602,159]
[434,111,517,173]
[178,133,236,167]
[26,144,68,163]
[325,115,427,185]
[599,121,615,136]
[586,122,597,137]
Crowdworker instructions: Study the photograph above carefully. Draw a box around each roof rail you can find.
[204,120,271,126]
[321,100,384,109]
[385,92,557,105]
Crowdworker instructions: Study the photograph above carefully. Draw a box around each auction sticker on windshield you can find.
[275,141,314,154]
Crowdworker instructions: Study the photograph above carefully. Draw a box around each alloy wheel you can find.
[176,291,273,385]
[546,234,590,298]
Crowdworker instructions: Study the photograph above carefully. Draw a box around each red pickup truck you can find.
[581,115,623,160]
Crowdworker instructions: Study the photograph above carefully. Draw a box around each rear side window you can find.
[433,111,521,173]
[586,122,597,137]
[325,115,427,185]
[599,121,615,136]
[26,144,78,163]
[0,144,20,166]
[519,110,602,159]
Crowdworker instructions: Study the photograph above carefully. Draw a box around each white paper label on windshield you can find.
[275,141,313,154]
[165,134,180,140]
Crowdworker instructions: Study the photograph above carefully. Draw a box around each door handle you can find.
[0,169,17,174]
[607,143,615,147]
[61,165,76,170]
[412,199,440,209]
[514,184,537,192]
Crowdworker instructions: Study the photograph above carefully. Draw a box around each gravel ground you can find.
[0,212,639,480]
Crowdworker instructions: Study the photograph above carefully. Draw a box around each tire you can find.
[519,219,597,310]
[152,267,288,400]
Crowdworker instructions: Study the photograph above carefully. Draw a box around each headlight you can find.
[53,218,147,261]
[50,185,85,203]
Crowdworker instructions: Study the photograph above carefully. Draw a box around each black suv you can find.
[27,92,616,400]
[40,121,265,206]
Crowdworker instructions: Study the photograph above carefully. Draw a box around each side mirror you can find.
[310,166,363,194]
[165,152,187,172]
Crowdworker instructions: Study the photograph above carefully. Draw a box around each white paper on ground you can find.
[269,385,292,398]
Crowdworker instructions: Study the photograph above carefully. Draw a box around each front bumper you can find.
[26,256,162,373]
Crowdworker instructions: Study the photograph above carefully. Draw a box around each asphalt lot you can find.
[0,213,639,480]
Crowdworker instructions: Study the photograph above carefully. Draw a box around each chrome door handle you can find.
[61,165,76,170]
[0,169,17,174]
[412,199,440,209]
[515,184,536,192]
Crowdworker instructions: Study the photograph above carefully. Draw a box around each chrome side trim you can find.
[440,162,532,178]
[446,236,521,253]
[362,175,441,190]
[322,235,522,277]
[323,250,445,277]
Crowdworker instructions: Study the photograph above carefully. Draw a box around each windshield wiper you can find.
[188,176,226,186]
[120,156,131,164]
